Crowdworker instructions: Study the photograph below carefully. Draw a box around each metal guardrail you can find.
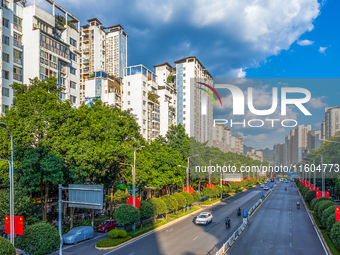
[215,184,276,254]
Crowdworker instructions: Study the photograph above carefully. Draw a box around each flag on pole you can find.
[336,207,340,221]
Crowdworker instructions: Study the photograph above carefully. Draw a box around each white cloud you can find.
[297,39,314,46]
[226,68,247,78]
[319,46,328,53]
[306,96,328,109]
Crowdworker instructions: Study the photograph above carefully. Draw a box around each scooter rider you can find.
[225,216,231,227]
[237,207,241,215]
[297,201,300,208]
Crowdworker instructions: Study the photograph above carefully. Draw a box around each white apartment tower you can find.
[154,62,177,137]
[321,106,340,139]
[174,57,213,145]
[1,0,81,113]
[122,65,160,141]
[80,19,127,105]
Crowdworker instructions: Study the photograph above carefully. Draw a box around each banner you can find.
[127,197,140,208]
[336,207,340,222]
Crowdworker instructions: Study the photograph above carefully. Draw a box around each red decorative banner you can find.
[325,191,330,198]
[127,197,140,208]
[336,207,340,222]
[4,216,24,235]
[184,187,193,194]
[316,191,322,199]
[206,184,215,189]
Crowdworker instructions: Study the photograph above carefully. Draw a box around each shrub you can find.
[161,195,177,219]
[109,229,119,238]
[118,230,127,238]
[180,192,194,206]
[112,204,140,227]
[148,198,167,223]
[172,193,186,212]
[214,186,223,196]
[139,201,154,228]
[202,187,215,198]
[15,222,60,255]
[311,197,333,210]
[330,221,340,251]
[0,236,16,255]
[305,190,316,203]
[301,187,309,196]
[327,213,336,231]
[317,201,336,219]
[310,198,316,207]
[321,206,337,227]
[192,190,201,202]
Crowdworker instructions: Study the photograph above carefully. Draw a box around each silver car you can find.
[195,212,213,225]
[63,226,94,244]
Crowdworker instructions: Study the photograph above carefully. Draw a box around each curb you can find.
[296,183,331,255]
[95,207,204,250]
[223,183,278,254]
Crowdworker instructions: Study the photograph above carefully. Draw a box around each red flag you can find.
[325,191,330,198]
[309,187,313,191]
[15,216,24,235]
[316,191,322,199]
[127,197,140,207]
[315,187,319,191]
[4,215,10,234]
[184,187,193,194]
[336,207,340,221]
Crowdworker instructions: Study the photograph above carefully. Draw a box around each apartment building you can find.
[154,62,176,137]
[273,143,285,166]
[246,148,263,162]
[79,19,127,105]
[230,135,244,155]
[84,70,121,108]
[1,0,81,114]
[122,65,160,140]
[211,124,232,153]
[174,56,213,145]
[307,130,322,152]
[321,106,340,139]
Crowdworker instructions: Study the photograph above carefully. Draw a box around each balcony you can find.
[13,40,23,49]
[13,23,22,32]
[83,48,89,53]
[13,57,22,65]
[13,73,22,82]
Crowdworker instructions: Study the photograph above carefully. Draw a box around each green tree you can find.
[305,190,316,203]
[321,205,337,227]
[180,192,194,211]
[317,201,336,219]
[327,213,336,231]
[112,204,140,228]
[105,190,127,216]
[15,222,60,255]
[311,197,333,210]
[0,236,16,255]
[161,195,177,219]
[139,201,154,229]
[171,193,186,214]
[330,221,340,251]
[148,198,167,223]
[202,187,215,199]
[192,191,201,202]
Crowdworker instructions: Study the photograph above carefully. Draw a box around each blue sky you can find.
[28,0,339,149]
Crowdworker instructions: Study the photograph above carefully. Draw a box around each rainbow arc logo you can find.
[197,82,222,106]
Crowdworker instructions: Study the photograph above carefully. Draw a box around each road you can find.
[51,184,265,255]
[226,181,326,255]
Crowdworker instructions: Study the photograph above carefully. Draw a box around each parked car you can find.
[97,219,117,232]
[63,226,94,244]
[195,212,213,225]
[264,186,269,191]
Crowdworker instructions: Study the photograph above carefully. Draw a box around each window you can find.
[13,15,22,26]
[14,32,22,43]
[143,129,146,134]
[143,100,146,106]
[183,80,186,83]
[2,88,9,97]
[2,35,10,45]
[70,96,76,103]
[2,53,9,62]
[70,52,77,61]
[70,38,77,47]
[2,18,9,28]
[128,91,130,95]
[183,74,186,77]
[2,105,9,114]
[183,67,186,70]
[70,81,76,89]
[143,81,146,87]
[183,105,186,108]
[2,70,9,80]
[143,91,146,97]
[143,119,146,125]
[128,82,130,86]
[143,110,146,115]
[128,101,130,105]
[70,67,76,75]
[4,1,9,9]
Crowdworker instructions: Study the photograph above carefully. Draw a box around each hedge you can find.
[321,206,337,227]
[171,193,186,213]
[317,201,336,219]
[327,213,336,231]
[0,236,16,255]
[192,190,201,202]
[305,190,316,203]
[312,197,333,210]
[330,221,340,252]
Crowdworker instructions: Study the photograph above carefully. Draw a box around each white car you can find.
[264,186,269,191]
[261,184,264,188]
[195,212,213,225]
[264,181,267,184]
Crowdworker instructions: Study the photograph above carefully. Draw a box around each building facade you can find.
[273,143,285,166]
[246,148,263,162]
[307,130,322,152]
[211,124,232,153]
[230,135,244,155]
[321,106,340,139]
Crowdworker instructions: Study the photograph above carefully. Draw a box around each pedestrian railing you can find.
[215,184,276,254]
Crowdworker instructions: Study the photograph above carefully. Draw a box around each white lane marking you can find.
[129,253,134,255]
[290,243,292,248]
[290,225,291,229]
[166,228,173,233]
[193,236,199,240]
[290,232,292,236]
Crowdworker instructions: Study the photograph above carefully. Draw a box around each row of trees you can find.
[0,77,266,226]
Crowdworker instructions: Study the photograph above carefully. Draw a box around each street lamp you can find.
[0,122,14,246]
[308,153,324,197]
[178,154,198,211]
[209,158,217,185]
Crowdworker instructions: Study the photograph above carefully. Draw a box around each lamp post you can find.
[209,158,217,185]
[308,153,324,196]
[0,122,14,246]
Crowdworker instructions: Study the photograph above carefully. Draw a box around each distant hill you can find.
[243,145,274,158]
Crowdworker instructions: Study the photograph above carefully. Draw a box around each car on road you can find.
[63,226,94,244]
[264,181,267,184]
[195,212,213,225]
[97,219,117,232]
[264,186,269,191]
[261,184,264,188]
[285,180,288,183]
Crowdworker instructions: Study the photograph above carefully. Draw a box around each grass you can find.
[96,235,132,247]
[312,213,325,229]
[200,198,221,205]
[321,230,340,255]
[306,201,313,211]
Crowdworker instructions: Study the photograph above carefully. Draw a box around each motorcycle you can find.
[285,188,287,191]
[226,221,231,228]
[297,203,300,209]
[237,210,241,216]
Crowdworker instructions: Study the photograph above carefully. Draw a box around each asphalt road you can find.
[51,184,265,255]
[226,181,326,255]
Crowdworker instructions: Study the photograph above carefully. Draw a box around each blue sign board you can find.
[243,209,247,217]
[261,192,263,197]
[292,175,299,178]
